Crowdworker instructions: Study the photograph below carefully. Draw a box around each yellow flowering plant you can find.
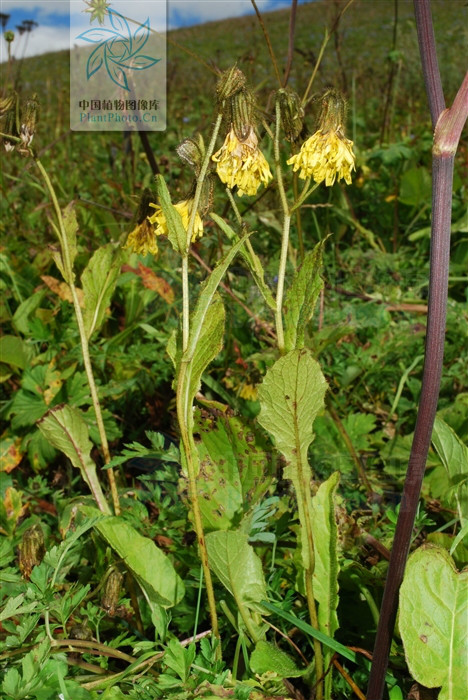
[3,2,467,697]
[144,68,357,696]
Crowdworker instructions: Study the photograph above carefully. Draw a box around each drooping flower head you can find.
[212,67,272,197]
[148,198,204,243]
[287,89,355,186]
[124,219,158,257]
[212,125,272,197]
[123,189,159,256]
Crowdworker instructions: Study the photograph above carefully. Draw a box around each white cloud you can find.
[0,0,294,58]
[168,0,290,28]
[4,22,70,58]
[1,1,70,19]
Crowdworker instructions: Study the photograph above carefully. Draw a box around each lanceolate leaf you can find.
[258,349,328,570]
[431,415,468,519]
[52,203,78,283]
[82,243,123,339]
[312,471,340,636]
[95,516,185,608]
[184,220,252,364]
[37,405,110,514]
[311,471,341,697]
[183,294,225,408]
[206,530,268,616]
[283,240,325,352]
[155,175,188,255]
[399,545,468,700]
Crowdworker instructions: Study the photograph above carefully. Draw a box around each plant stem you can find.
[251,0,282,87]
[176,362,220,646]
[181,111,223,351]
[367,2,468,695]
[296,457,324,700]
[176,112,225,651]
[274,100,292,354]
[283,0,298,86]
[35,158,118,515]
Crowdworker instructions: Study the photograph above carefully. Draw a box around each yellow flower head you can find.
[148,198,204,242]
[124,219,158,256]
[212,126,272,197]
[239,383,258,401]
[287,127,355,186]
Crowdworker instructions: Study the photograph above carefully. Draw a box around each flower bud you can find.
[231,89,255,141]
[277,87,304,142]
[1,91,19,152]
[317,88,347,133]
[18,524,45,579]
[4,30,14,43]
[0,93,16,117]
[20,93,39,147]
[216,66,246,102]
[176,133,205,175]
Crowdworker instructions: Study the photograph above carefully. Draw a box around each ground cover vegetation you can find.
[0,1,467,699]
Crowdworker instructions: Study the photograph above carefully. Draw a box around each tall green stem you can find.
[35,158,119,515]
[274,100,292,355]
[273,100,324,697]
[176,111,225,648]
[181,111,223,351]
[176,363,220,645]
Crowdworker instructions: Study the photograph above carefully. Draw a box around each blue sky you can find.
[0,0,314,59]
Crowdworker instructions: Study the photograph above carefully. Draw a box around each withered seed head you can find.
[101,568,123,616]
[18,524,45,579]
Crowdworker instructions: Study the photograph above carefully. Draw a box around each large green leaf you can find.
[257,349,327,466]
[193,410,272,531]
[431,416,468,519]
[183,294,225,409]
[81,243,123,339]
[257,349,328,569]
[0,335,31,370]
[206,530,268,616]
[95,516,185,608]
[283,240,325,352]
[311,471,340,698]
[183,223,251,365]
[37,405,110,514]
[399,545,468,700]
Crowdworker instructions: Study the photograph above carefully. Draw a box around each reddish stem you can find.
[366,1,468,697]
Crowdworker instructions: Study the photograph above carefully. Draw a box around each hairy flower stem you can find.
[177,112,225,653]
[35,158,117,515]
[181,111,223,351]
[367,2,468,696]
[274,100,292,354]
[273,101,324,698]
[176,365,220,647]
